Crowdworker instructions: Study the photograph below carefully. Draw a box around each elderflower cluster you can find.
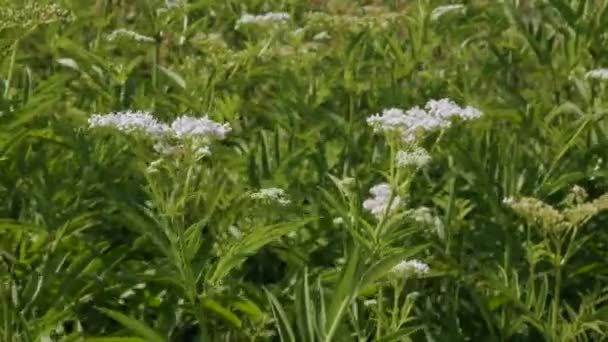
[586,68,608,80]
[88,111,230,157]
[503,196,564,228]
[396,147,431,168]
[367,98,482,142]
[563,193,608,227]
[236,12,291,27]
[363,183,401,218]
[0,2,74,31]
[88,111,169,136]
[250,187,291,205]
[390,259,430,277]
[504,189,608,232]
[107,29,155,43]
[171,116,231,140]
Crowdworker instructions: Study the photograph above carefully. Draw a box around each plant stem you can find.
[551,241,563,340]
[4,39,19,99]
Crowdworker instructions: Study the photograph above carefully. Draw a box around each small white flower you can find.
[424,98,481,121]
[333,217,345,225]
[170,115,231,140]
[586,68,608,80]
[153,141,181,155]
[502,197,515,206]
[408,207,433,224]
[390,259,430,277]
[236,12,290,27]
[367,99,481,142]
[107,28,155,43]
[228,225,243,239]
[363,183,401,218]
[146,159,163,173]
[88,110,169,137]
[313,31,331,41]
[366,107,411,133]
[363,299,377,306]
[250,187,291,205]
[194,145,211,158]
[396,147,431,168]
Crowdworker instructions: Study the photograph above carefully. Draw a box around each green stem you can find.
[390,280,402,330]
[376,290,383,338]
[4,39,18,99]
[551,241,562,340]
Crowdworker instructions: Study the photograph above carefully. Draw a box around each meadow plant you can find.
[3,1,608,341]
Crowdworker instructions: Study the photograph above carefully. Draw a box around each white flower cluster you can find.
[363,183,401,218]
[107,28,155,43]
[408,206,440,225]
[586,68,608,80]
[407,206,445,239]
[88,111,230,157]
[390,259,430,277]
[171,116,231,140]
[236,12,290,27]
[396,146,431,168]
[250,187,291,205]
[88,111,169,136]
[367,98,482,141]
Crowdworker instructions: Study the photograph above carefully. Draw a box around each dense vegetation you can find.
[2,0,608,341]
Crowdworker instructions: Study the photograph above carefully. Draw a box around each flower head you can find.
[236,12,290,27]
[424,98,482,121]
[368,99,482,142]
[250,187,291,205]
[390,259,430,277]
[107,29,155,43]
[366,107,411,133]
[396,147,431,168]
[170,115,231,140]
[586,68,608,80]
[88,110,169,137]
[363,183,401,218]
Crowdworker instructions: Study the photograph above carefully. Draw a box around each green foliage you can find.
[2,0,608,341]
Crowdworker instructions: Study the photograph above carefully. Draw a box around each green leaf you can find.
[233,298,265,322]
[295,269,317,342]
[324,245,360,341]
[96,308,164,342]
[201,298,242,329]
[158,65,186,89]
[375,325,424,342]
[265,288,296,342]
[358,245,429,293]
[209,218,314,283]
